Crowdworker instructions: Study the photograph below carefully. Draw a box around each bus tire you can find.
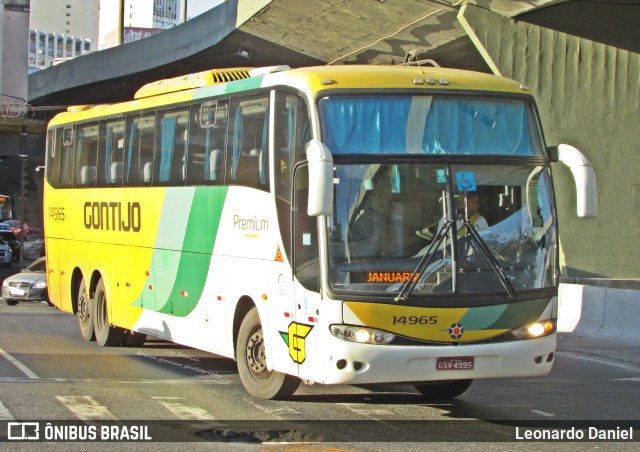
[236,307,300,400]
[414,379,473,399]
[77,279,95,341]
[93,279,124,347]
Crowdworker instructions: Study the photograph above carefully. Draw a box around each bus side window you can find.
[59,127,74,188]
[274,91,311,202]
[97,119,125,187]
[125,114,155,186]
[46,128,62,188]
[293,165,319,292]
[156,109,189,186]
[227,94,269,190]
[187,100,228,185]
[74,122,99,187]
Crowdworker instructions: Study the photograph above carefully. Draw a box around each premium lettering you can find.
[233,214,269,231]
[83,201,141,232]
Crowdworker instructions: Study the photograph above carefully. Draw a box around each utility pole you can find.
[19,125,27,269]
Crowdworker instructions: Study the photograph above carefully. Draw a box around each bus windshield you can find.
[319,95,543,156]
[326,163,557,297]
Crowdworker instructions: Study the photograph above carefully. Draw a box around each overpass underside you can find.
[28,0,566,107]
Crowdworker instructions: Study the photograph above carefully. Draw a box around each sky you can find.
[186,0,225,20]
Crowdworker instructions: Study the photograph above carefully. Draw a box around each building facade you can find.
[100,0,185,49]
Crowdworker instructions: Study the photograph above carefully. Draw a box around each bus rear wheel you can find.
[236,307,300,400]
[414,379,473,399]
[77,279,95,341]
[93,279,124,347]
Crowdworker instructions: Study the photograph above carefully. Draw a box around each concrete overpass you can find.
[23,0,640,286]
[28,0,638,107]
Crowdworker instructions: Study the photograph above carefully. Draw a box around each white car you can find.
[0,236,11,267]
[2,257,50,305]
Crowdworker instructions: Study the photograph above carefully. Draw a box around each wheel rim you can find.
[245,325,270,381]
[78,289,90,325]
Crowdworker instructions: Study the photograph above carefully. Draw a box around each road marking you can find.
[557,350,640,372]
[0,346,39,379]
[0,377,230,385]
[530,409,555,417]
[153,397,215,420]
[56,396,117,420]
[0,401,15,420]
[614,377,640,381]
[337,403,394,418]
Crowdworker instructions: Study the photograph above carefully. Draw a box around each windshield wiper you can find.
[463,221,517,299]
[395,220,452,303]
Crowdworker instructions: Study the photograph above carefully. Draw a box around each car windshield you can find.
[26,259,46,272]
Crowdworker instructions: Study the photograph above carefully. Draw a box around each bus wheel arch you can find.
[235,304,300,400]
[232,296,256,356]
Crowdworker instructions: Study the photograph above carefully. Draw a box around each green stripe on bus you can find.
[133,186,228,316]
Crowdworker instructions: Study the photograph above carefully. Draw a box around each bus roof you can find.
[277,65,528,95]
[48,64,530,127]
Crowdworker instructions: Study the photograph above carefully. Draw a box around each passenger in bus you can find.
[426,191,488,240]
[456,191,488,235]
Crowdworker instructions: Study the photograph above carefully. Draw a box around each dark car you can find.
[1,257,50,305]
[0,230,19,261]
[3,220,29,240]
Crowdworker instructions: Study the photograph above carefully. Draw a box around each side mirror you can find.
[305,140,334,216]
[556,144,598,218]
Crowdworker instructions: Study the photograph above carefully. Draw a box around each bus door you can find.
[290,165,322,376]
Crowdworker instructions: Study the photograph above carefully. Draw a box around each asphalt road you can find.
[0,293,638,450]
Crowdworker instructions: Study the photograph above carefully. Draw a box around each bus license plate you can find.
[436,356,474,371]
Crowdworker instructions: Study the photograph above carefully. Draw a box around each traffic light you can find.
[21,161,29,198]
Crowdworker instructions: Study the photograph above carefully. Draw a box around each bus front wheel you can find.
[236,307,300,400]
[414,379,473,399]
[77,279,95,341]
[93,279,124,347]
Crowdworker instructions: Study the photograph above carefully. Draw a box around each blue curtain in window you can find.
[288,103,296,169]
[231,106,243,179]
[159,116,177,181]
[104,127,113,181]
[203,109,213,181]
[75,130,84,184]
[422,99,533,155]
[321,97,536,156]
[260,109,268,185]
[321,97,411,154]
[126,121,138,182]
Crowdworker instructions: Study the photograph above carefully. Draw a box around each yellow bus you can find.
[44,64,596,399]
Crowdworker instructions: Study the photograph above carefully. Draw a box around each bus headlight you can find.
[330,325,395,345]
[512,320,556,340]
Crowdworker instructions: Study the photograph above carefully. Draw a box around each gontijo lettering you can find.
[83,201,141,232]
